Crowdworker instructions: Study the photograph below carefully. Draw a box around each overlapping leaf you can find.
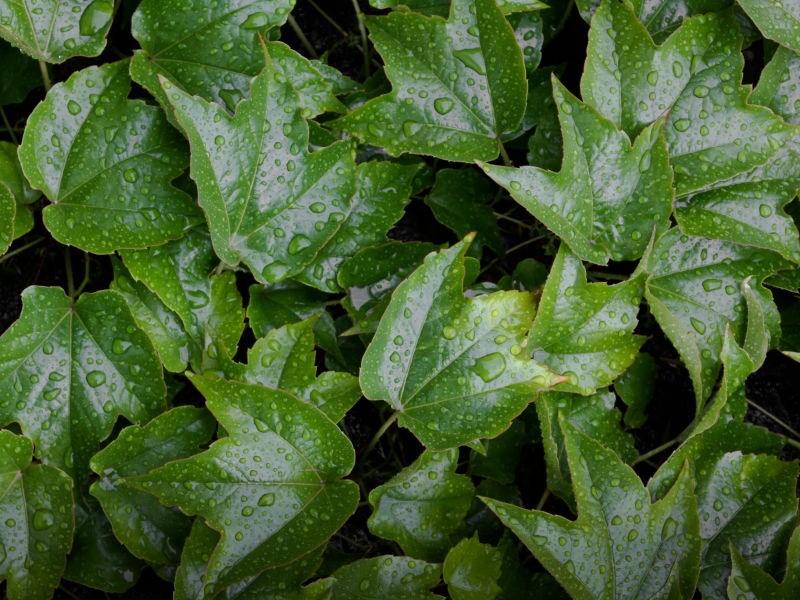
[614,351,657,428]
[360,236,564,450]
[727,524,800,600]
[737,0,800,51]
[470,420,526,484]
[334,0,527,162]
[443,535,502,600]
[225,545,332,600]
[752,45,800,125]
[0,141,40,241]
[329,555,444,600]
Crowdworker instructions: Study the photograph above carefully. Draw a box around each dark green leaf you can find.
[471,420,526,484]
[173,518,220,600]
[614,352,657,428]
[752,45,800,124]
[727,524,800,600]
[226,545,331,600]
[526,106,562,170]
[0,141,40,242]
[495,533,572,600]
[462,480,519,546]
[0,38,40,105]
[737,0,800,52]
[0,183,13,254]
[329,555,444,600]
[444,534,503,600]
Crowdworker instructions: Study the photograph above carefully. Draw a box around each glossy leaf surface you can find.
[225,545,331,600]
[443,534,502,600]
[727,524,800,600]
[737,0,800,51]
[752,45,800,125]
[614,352,657,428]
[329,555,444,600]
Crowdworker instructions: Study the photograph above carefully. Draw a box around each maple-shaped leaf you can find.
[90,407,216,565]
[19,60,202,253]
[0,286,166,482]
[483,417,702,600]
[333,0,527,163]
[0,431,73,600]
[215,315,361,423]
[359,235,564,450]
[727,524,800,600]
[752,45,800,125]
[329,555,444,600]
[131,375,359,599]
[161,60,358,283]
[482,78,673,264]
[368,449,474,562]
[294,160,419,292]
[0,0,113,63]
[528,243,646,395]
[643,228,788,406]
[444,534,503,600]
[737,0,800,52]
[582,0,798,195]
[130,0,295,126]
[536,389,637,512]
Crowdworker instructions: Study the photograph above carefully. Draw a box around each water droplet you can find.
[759,205,772,217]
[33,510,54,531]
[470,353,506,383]
[702,279,721,292]
[242,506,254,516]
[674,119,691,132]
[43,343,54,355]
[187,290,210,309]
[258,493,275,506]
[690,317,706,334]
[112,339,131,355]
[288,235,312,255]
[442,326,457,340]
[647,71,658,85]
[639,150,651,173]
[123,169,138,183]
[241,12,270,30]
[693,85,710,98]
[262,262,290,282]
[86,371,106,388]
[79,0,113,36]
[360,579,370,592]
[434,98,454,115]
[68,101,81,115]
[453,48,486,75]
[672,61,683,77]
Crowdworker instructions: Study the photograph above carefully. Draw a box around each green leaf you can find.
[161,61,358,284]
[0,431,73,600]
[648,433,798,599]
[131,374,359,599]
[503,64,565,146]
[737,0,800,51]
[471,420,525,484]
[130,0,294,126]
[614,351,657,428]
[369,0,548,16]
[727,524,800,600]
[359,236,563,450]
[482,79,673,264]
[483,417,702,600]
[0,0,113,63]
[752,45,800,124]
[536,389,637,512]
[216,315,361,423]
[333,0,527,163]
[368,448,474,562]
[295,160,419,292]
[173,518,220,600]
[618,0,735,44]
[425,169,505,260]
[0,183,12,254]
[89,406,216,565]
[495,533,571,600]
[643,228,788,406]
[526,105,562,170]
[19,60,201,253]
[462,480,520,546]
[63,493,146,594]
[329,555,443,600]
[743,276,771,368]
[0,38,40,105]
[508,11,544,75]
[582,0,798,195]
[0,286,167,482]
[310,61,361,96]
[226,545,332,600]
[444,534,503,600]
[0,141,40,241]
[528,243,646,394]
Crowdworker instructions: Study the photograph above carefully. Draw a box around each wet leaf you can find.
[225,545,331,600]
[727,524,800,600]
[0,141,40,241]
[329,555,444,600]
[614,351,657,428]
[751,45,800,124]
[737,0,800,52]
[173,519,220,600]
[443,534,503,600]
[470,420,526,484]
[0,183,12,254]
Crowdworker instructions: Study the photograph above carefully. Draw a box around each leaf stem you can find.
[287,15,319,59]
[745,397,800,440]
[65,247,76,299]
[336,532,370,549]
[0,237,44,263]
[39,61,51,92]
[494,212,530,228]
[323,298,342,306]
[308,0,347,36]
[350,0,370,80]
[214,260,226,276]
[632,438,679,464]
[505,235,545,256]
[498,142,512,167]
[552,0,576,42]
[535,487,550,511]
[58,585,83,600]
[74,253,91,297]
[0,105,17,145]
[358,410,399,466]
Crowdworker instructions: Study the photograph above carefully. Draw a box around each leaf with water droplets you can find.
[19,60,201,253]
[528,243,646,394]
[329,554,443,600]
[0,286,166,482]
[215,315,361,423]
[369,0,548,16]
[727,523,800,600]
[614,351,657,428]
[359,235,564,450]
[482,78,673,264]
[295,161,419,292]
[310,60,361,96]
[0,183,13,255]
[0,430,73,600]
[368,449,474,561]
[173,519,219,600]
[470,419,526,484]
[737,0,800,52]
[752,45,800,125]
[333,0,527,163]
[526,105,562,170]
[162,60,358,284]
[0,141,40,242]
[0,0,113,63]
[130,374,359,600]
[582,1,799,195]
[643,228,789,408]
[483,417,702,600]
[130,0,295,127]
[444,534,503,600]
[89,407,215,566]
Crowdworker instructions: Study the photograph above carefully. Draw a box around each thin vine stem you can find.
[632,438,679,465]
[498,142,512,167]
[39,61,51,92]
[58,585,82,600]
[0,105,17,145]
[74,253,91,297]
[358,411,398,466]
[745,397,800,440]
[65,247,76,299]
[350,0,370,80]
[0,237,44,263]
[535,488,550,511]
[307,0,347,35]
[494,212,530,228]
[287,15,319,59]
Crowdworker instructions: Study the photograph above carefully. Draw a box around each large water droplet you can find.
[112,339,132,355]
[690,317,706,334]
[470,353,506,383]
[241,12,270,30]
[79,0,113,36]
[33,510,54,531]
[86,370,106,388]
[262,262,290,282]
[453,48,486,75]
[434,98,455,115]
[702,279,721,292]
[258,493,275,506]
[187,290,210,309]
[288,235,312,255]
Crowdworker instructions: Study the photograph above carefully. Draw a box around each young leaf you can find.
[737,0,800,51]
[130,0,294,126]
[130,375,359,599]
[332,0,527,163]
[425,169,505,260]
[483,417,702,600]
[0,286,166,482]
[443,534,503,600]
[359,236,563,450]
[727,524,800,600]
[294,160,419,292]
[19,60,201,253]
[161,61,358,283]
[582,0,798,195]
[482,78,673,264]
[215,315,361,423]
[643,228,788,406]
[471,420,526,484]
[528,243,646,394]
[89,406,216,565]
[614,351,657,428]
[0,0,113,63]
[0,431,73,600]
[536,389,637,512]
[329,555,443,600]
[368,449,474,562]
[751,45,800,124]
[311,61,361,96]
